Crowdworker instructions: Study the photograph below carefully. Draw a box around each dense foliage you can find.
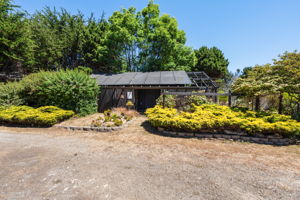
[0,0,202,74]
[156,95,176,108]
[232,51,300,116]
[23,70,99,116]
[0,69,99,116]
[0,0,34,73]
[0,106,74,126]
[0,81,24,106]
[146,104,300,139]
[186,95,209,106]
[156,94,209,109]
[233,52,300,96]
[192,46,229,78]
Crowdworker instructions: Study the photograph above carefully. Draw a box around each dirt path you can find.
[0,116,299,200]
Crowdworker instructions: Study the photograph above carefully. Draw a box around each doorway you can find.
[136,89,161,111]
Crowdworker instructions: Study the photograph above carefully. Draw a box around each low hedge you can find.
[0,106,75,126]
[145,104,300,139]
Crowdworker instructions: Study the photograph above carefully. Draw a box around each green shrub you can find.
[187,95,208,106]
[113,118,123,126]
[156,95,176,108]
[0,106,74,126]
[0,82,24,106]
[146,104,300,139]
[75,66,93,74]
[21,70,100,116]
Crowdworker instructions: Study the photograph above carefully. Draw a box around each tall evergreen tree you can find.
[193,46,229,78]
[0,0,34,73]
[30,8,86,71]
[81,14,109,72]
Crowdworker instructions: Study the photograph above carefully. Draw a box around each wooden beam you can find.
[162,92,231,96]
[102,85,213,90]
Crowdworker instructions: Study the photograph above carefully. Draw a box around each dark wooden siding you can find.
[99,88,135,112]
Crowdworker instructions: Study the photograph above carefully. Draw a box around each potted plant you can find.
[126,100,134,110]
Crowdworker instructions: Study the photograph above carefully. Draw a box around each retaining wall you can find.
[54,118,136,132]
[157,128,298,146]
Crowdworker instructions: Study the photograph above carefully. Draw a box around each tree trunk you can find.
[255,96,260,111]
[278,94,283,114]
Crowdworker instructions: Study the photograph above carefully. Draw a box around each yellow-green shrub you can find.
[146,104,300,138]
[0,106,74,126]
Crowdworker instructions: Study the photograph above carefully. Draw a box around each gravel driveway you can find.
[0,117,299,200]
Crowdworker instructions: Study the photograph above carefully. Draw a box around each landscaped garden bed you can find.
[146,104,300,145]
[55,107,139,132]
[0,69,99,128]
[0,106,75,126]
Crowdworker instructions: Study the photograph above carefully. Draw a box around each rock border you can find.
[54,118,136,132]
[157,128,298,146]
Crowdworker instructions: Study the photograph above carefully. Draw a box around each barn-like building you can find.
[92,71,217,111]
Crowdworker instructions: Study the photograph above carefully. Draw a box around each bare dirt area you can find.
[0,116,299,200]
[56,113,101,126]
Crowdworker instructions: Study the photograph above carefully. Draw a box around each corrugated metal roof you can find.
[91,71,192,86]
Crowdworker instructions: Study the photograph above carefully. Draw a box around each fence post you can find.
[228,90,232,107]
[213,89,218,103]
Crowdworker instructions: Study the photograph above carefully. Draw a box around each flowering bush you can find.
[0,106,74,126]
[146,104,300,138]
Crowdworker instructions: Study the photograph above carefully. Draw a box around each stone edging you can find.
[54,118,136,132]
[157,128,298,146]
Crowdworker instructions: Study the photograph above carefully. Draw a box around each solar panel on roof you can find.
[129,72,146,84]
[91,71,192,86]
[160,71,175,84]
[145,71,160,85]
[115,72,136,85]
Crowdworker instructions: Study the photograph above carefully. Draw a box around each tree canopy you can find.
[0,0,34,73]
[192,46,229,78]
[0,0,200,74]
[232,51,300,97]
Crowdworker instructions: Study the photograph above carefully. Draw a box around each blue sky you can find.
[14,0,300,72]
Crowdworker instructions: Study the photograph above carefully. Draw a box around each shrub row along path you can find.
[0,116,299,200]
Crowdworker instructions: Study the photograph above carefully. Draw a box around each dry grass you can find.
[56,113,101,126]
